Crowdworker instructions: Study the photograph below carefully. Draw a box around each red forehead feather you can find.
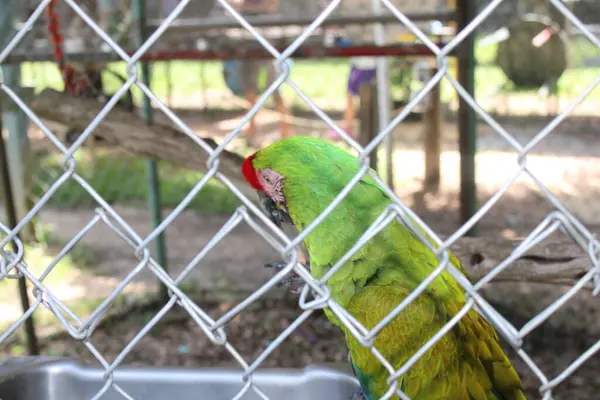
[242,153,264,190]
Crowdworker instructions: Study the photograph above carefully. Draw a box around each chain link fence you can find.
[1,0,600,399]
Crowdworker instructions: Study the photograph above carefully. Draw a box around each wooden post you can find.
[457,0,478,236]
[358,82,379,171]
[424,66,442,190]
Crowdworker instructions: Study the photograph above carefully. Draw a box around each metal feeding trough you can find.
[0,357,360,400]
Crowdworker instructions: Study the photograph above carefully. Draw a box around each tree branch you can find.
[29,88,255,200]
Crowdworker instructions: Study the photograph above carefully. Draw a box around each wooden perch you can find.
[451,236,593,287]
[29,89,596,289]
[29,88,255,199]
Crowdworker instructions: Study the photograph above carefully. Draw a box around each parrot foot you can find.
[265,260,307,294]
[265,260,310,271]
[264,260,288,271]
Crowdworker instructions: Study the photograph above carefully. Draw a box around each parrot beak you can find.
[258,191,292,228]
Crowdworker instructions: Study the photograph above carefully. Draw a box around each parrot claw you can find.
[265,260,307,294]
[264,260,288,271]
[279,275,305,293]
[264,260,310,271]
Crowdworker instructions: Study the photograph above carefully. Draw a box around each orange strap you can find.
[46,0,91,96]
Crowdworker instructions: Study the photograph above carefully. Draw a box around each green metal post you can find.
[0,113,39,356]
[1,2,35,241]
[0,0,39,355]
[134,0,169,302]
[456,0,478,236]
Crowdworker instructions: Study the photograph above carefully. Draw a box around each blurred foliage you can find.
[32,149,239,215]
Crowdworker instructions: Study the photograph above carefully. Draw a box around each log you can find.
[29,89,597,289]
[29,88,255,199]
[451,235,593,287]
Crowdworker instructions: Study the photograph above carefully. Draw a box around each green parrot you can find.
[241,136,526,400]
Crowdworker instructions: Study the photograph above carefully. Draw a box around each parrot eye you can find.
[264,175,271,184]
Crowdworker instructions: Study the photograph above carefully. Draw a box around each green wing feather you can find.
[252,137,526,400]
[344,278,526,400]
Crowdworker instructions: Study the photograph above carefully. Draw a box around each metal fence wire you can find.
[2,1,600,400]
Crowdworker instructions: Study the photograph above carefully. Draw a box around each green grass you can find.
[21,37,599,104]
[34,149,240,214]
[0,245,70,298]
[19,36,600,213]
[0,222,197,341]
[0,241,152,341]
[0,233,102,332]
[21,59,350,108]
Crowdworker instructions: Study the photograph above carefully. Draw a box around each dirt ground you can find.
[3,97,600,399]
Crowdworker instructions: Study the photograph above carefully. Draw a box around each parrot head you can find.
[242,150,293,228]
[241,136,365,230]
